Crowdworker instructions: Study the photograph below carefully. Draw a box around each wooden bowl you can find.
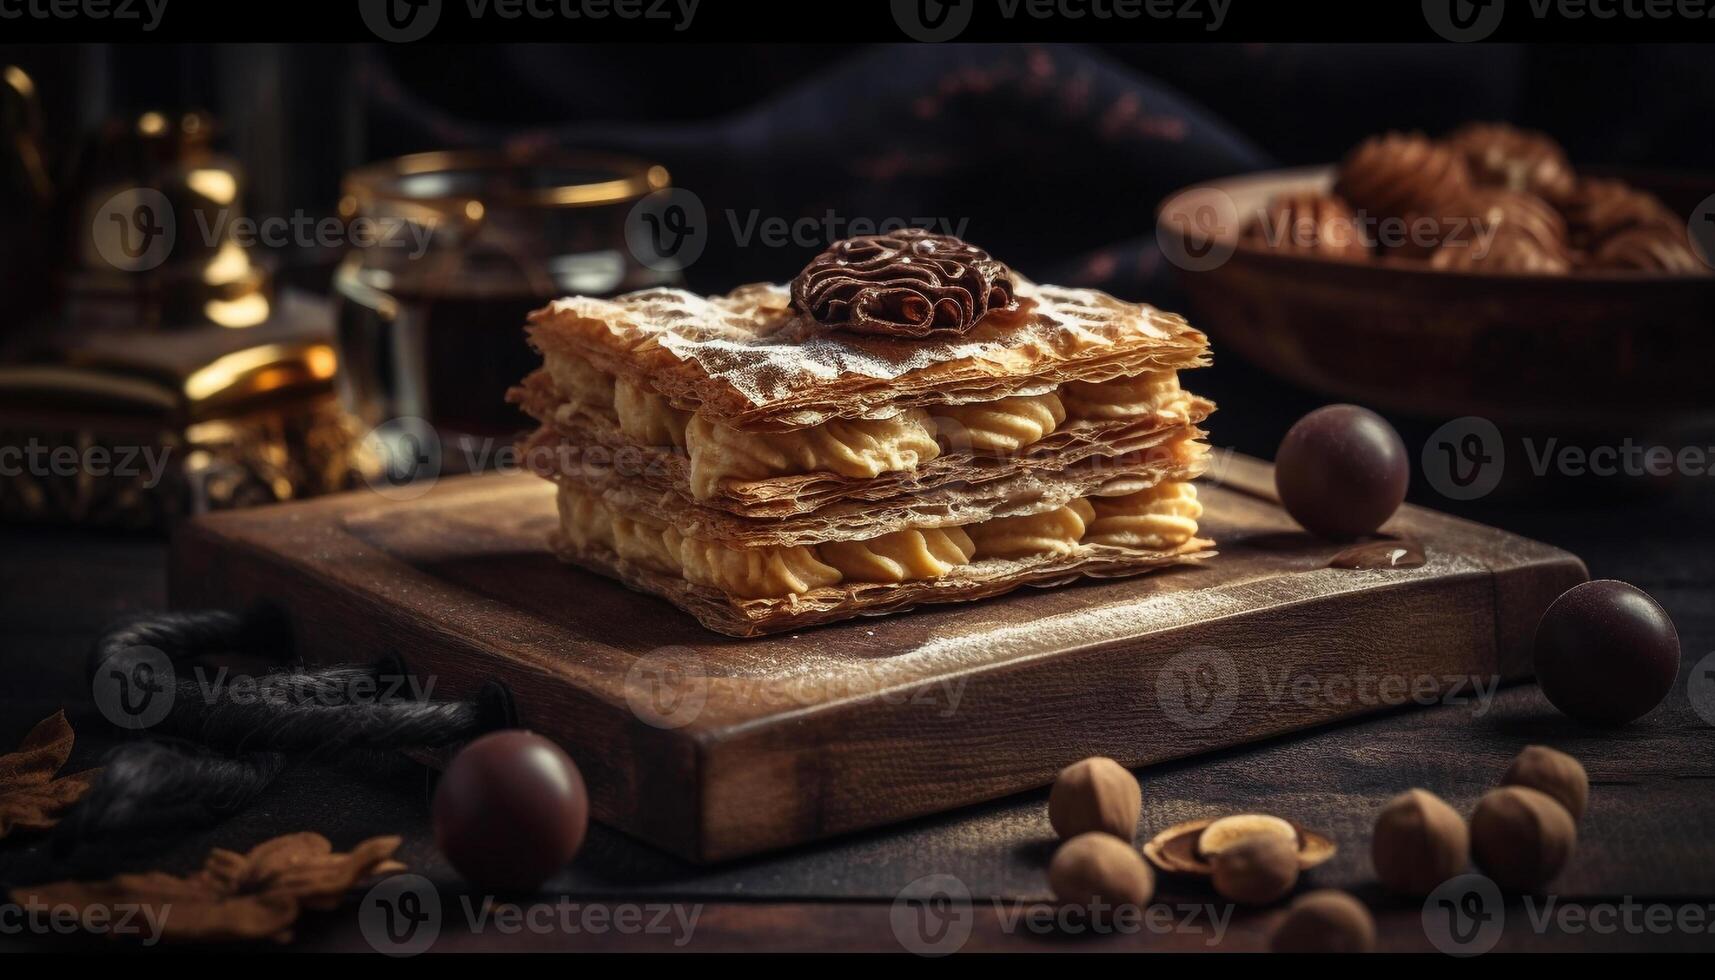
[1160,166,1715,431]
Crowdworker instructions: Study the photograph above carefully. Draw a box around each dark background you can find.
[6,42,1714,295]
[2,42,1714,952]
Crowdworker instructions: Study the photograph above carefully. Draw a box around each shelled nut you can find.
[1500,745,1589,822]
[1470,786,1577,892]
[1211,834,1300,906]
[1371,788,1469,896]
[1268,889,1377,953]
[1048,757,1142,841]
[1048,832,1156,908]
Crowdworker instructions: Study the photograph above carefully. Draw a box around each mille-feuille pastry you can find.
[510,230,1216,636]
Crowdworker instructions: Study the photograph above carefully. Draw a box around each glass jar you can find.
[332,150,676,465]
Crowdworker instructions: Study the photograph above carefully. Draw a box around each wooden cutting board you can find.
[169,454,1585,863]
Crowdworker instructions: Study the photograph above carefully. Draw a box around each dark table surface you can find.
[3,356,1714,953]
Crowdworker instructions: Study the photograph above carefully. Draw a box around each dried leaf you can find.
[0,710,101,838]
[10,832,405,944]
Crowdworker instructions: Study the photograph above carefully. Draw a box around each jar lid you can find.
[341,149,669,218]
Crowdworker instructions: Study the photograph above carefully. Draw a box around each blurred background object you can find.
[1,41,1712,521]
[334,149,675,456]
[0,51,367,529]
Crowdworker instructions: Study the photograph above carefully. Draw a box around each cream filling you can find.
[931,393,1066,454]
[1083,481,1203,550]
[543,352,1194,501]
[556,481,1201,600]
[964,498,1096,560]
[819,527,977,584]
[685,411,942,500]
[1059,370,1187,421]
[614,378,690,450]
[546,352,614,410]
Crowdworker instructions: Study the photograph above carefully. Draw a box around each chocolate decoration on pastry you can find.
[1588,227,1710,275]
[1332,132,1471,223]
[791,229,1017,339]
[1243,192,1370,261]
[1445,122,1576,200]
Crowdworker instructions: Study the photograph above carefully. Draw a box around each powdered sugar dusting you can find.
[544,280,1193,408]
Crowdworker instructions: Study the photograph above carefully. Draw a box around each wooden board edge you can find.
[692,552,1580,860]
[168,513,718,863]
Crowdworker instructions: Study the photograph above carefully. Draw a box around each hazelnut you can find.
[1048,832,1156,908]
[1371,788,1469,896]
[1470,786,1577,892]
[1501,745,1589,822]
[1196,813,1298,858]
[1268,889,1376,953]
[1211,834,1299,906]
[1048,757,1141,841]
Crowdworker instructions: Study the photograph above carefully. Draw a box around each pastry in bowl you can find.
[1246,122,1711,278]
[510,230,1215,636]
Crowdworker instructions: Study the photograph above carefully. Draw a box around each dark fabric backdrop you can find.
[5,42,1712,301]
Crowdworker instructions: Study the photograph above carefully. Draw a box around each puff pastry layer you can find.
[515,278,1217,636]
